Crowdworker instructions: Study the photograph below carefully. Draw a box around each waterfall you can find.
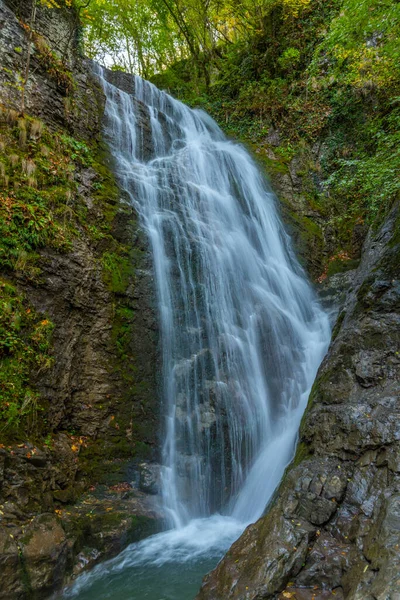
[63,66,330,599]
[92,65,330,530]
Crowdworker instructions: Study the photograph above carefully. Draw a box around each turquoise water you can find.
[64,555,218,600]
[62,517,245,600]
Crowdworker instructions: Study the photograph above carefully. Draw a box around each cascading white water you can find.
[63,66,330,599]
[94,65,330,528]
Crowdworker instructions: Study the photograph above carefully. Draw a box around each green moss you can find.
[0,113,100,279]
[331,310,345,341]
[327,257,359,278]
[388,206,400,249]
[78,434,152,485]
[101,252,132,294]
[62,509,160,566]
[298,368,331,433]
[127,515,159,543]
[17,543,33,597]
[0,110,140,451]
[0,279,53,439]
[254,152,289,176]
[355,275,376,308]
[291,442,311,468]
[282,204,325,275]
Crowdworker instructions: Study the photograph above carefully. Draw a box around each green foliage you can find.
[59,135,93,166]
[0,113,92,278]
[0,185,70,263]
[73,0,400,270]
[313,0,400,91]
[0,109,130,441]
[79,0,318,81]
[78,0,183,78]
[278,47,301,72]
[305,0,400,231]
[325,104,400,221]
[101,251,131,294]
[44,433,54,448]
[0,109,118,280]
[0,279,53,436]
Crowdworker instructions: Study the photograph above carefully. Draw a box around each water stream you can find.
[63,67,330,599]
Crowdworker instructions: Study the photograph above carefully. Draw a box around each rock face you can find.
[197,207,400,599]
[0,0,101,139]
[0,0,161,597]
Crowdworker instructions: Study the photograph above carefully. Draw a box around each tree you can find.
[79,0,316,83]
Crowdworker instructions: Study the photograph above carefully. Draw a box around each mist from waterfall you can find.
[63,66,330,600]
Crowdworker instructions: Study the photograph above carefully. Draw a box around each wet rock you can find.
[0,452,5,487]
[317,270,357,321]
[0,526,24,600]
[139,463,161,495]
[278,589,344,600]
[21,514,69,597]
[0,487,163,599]
[295,532,356,590]
[198,403,217,431]
[72,548,101,577]
[101,68,136,95]
[198,487,316,600]
[60,485,163,578]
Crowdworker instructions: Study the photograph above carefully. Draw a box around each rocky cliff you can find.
[0,1,162,597]
[197,206,400,599]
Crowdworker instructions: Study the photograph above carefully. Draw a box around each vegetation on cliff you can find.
[1,0,158,495]
[0,3,161,594]
[81,0,400,277]
[0,108,100,438]
[0,101,156,455]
